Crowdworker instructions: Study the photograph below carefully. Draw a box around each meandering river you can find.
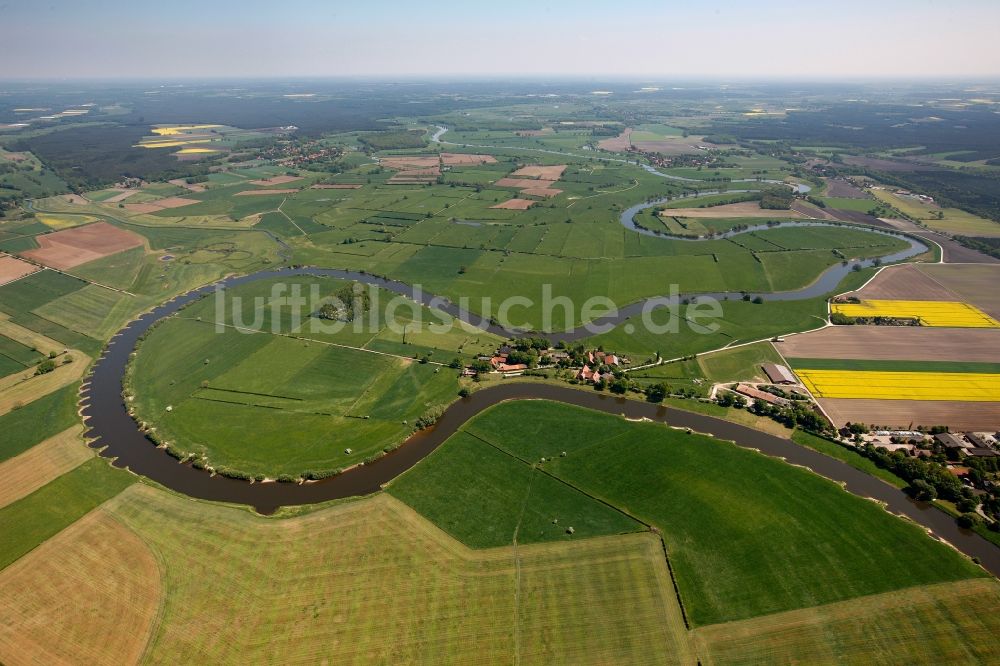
[75,127,995,574]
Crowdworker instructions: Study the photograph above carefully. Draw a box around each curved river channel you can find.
[81,269,999,574]
[77,128,992,573]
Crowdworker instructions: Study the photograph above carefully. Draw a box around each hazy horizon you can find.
[5,0,1000,80]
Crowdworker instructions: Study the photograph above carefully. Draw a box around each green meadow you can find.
[390,400,985,627]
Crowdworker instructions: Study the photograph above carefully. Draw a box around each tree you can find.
[957,513,982,529]
[34,359,56,375]
[644,383,668,403]
[909,479,937,502]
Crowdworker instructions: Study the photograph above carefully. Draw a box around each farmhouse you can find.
[734,384,790,406]
[966,432,997,449]
[577,366,606,384]
[762,363,797,385]
[587,351,620,367]
[934,433,971,450]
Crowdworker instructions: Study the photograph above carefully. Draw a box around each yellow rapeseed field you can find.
[151,124,222,136]
[798,369,1000,401]
[176,147,220,154]
[831,299,1000,328]
[35,213,96,229]
[135,139,214,149]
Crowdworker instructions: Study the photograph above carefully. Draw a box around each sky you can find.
[3,0,1000,80]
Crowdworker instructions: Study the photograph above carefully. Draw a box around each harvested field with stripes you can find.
[778,327,1000,362]
[14,486,689,664]
[831,299,1000,327]
[917,264,1000,320]
[0,509,163,666]
[844,264,956,301]
[0,425,89,509]
[818,398,1000,431]
[692,579,1000,665]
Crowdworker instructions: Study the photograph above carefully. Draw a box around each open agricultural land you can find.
[127,275,501,478]
[2,80,1000,663]
[780,263,1000,429]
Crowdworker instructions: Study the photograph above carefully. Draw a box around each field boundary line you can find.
[509,466,537,666]
[463,430,651,528]
[276,198,308,236]
[178,316,447,366]
[464,429,694,633]
[0,251,136,296]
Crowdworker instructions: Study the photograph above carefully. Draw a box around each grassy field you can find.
[0,425,90,509]
[128,276,485,476]
[697,341,785,382]
[32,146,906,333]
[815,196,877,212]
[0,382,81,462]
[390,401,985,627]
[871,189,1000,237]
[692,578,1000,665]
[0,508,163,666]
[585,294,830,363]
[0,458,135,570]
[32,284,137,340]
[389,431,643,548]
[0,349,89,416]
[0,485,693,664]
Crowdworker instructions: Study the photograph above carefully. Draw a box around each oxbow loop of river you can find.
[77,129,978,566]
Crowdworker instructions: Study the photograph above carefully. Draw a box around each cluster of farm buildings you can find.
[721,363,805,407]
[855,430,1000,461]
[467,345,628,380]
